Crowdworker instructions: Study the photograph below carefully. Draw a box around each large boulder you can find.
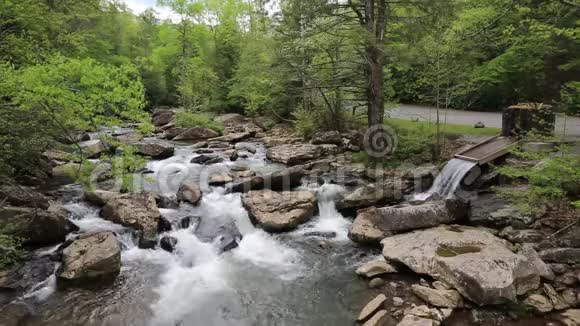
[266,144,322,165]
[349,200,468,244]
[101,192,160,248]
[0,205,68,246]
[311,131,342,145]
[114,131,144,143]
[0,185,50,209]
[540,248,580,264]
[242,190,317,232]
[336,183,403,213]
[411,285,463,308]
[152,110,175,126]
[132,141,175,159]
[78,139,108,158]
[161,127,189,140]
[84,190,119,206]
[176,183,203,205]
[227,166,305,193]
[173,127,220,141]
[210,131,255,144]
[57,232,121,286]
[381,225,540,305]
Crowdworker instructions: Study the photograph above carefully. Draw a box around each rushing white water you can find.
[20,137,369,326]
[296,183,351,241]
[414,158,477,201]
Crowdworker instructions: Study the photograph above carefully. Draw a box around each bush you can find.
[497,147,580,213]
[0,232,26,270]
[292,107,318,138]
[174,112,224,133]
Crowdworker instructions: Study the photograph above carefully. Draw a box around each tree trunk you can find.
[367,44,385,127]
[366,0,386,128]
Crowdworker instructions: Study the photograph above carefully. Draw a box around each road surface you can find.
[388,104,580,137]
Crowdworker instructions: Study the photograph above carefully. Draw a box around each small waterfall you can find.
[414,158,477,201]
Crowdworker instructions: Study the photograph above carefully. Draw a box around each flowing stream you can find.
[19,139,374,326]
[414,158,477,201]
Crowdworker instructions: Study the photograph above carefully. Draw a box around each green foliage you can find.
[497,148,580,213]
[386,118,501,136]
[292,107,318,138]
[0,231,26,270]
[229,33,282,116]
[0,57,150,180]
[73,143,148,193]
[174,111,224,132]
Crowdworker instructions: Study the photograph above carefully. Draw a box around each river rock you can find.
[500,227,545,243]
[0,205,68,246]
[405,305,441,320]
[358,294,387,322]
[397,315,435,326]
[311,131,342,145]
[57,232,121,286]
[303,231,336,238]
[235,142,257,153]
[161,127,188,140]
[84,190,119,206]
[363,310,388,326]
[227,166,305,193]
[381,225,540,305]
[180,216,201,230]
[152,110,175,126]
[215,113,244,125]
[562,288,578,308]
[369,278,385,289]
[177,183,203,206]
[242,189,317,232]
[205,156,224,165]
[519,244,555,281]
[101,192,160,248]
[214,232,241,253]
[114,131,143,143]
[156,194,180,209]
[173,127,220,141]
[349,200,469,244]
[544,283,570,310]
[160,236,178,253]
[209,173,233,186]
[555,309,580,326]
[210,131,255,144]
[191,154,217,165]
[411,285,463,308]
[266,144,322,165]
[540,248,580,264]
[556,226,580,248]
[78,139,108,158]
[356,257,398,278]
[523,294,554,313]
[336,183,403,213]
[132,141,175,159]
[0,185,51,209]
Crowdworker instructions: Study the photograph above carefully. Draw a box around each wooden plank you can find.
[454,136,518,165]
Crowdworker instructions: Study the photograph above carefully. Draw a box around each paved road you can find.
[388,104,580,137]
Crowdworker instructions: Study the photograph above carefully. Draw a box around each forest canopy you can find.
[0,0,578,178]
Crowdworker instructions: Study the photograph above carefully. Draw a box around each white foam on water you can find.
[22,274,57,302]
[233,230,305,280]
[414,158,477,200]
[295,183,352,241]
